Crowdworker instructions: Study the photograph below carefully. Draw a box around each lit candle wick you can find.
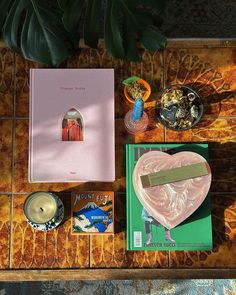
[25,192,58,224]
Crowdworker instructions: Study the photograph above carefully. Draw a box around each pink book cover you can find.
[29,69,115,182]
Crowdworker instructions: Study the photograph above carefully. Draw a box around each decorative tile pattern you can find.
[134,108,165,143]
[0,195,11,269]
[0,48,14,117]
[165,118,236,143]
[0,120,12,192]
[90,193,168,268]
[15,54,44,117]
[170,193,236,268]
[164,45,236,269]
[1,41,235,272]
[11,194,89,268]
[165,48,236,117]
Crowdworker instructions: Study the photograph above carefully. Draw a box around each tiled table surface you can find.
[0,40,235,278]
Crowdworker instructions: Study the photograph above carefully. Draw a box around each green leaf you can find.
[57,0,70,11]
[62,0,84,46]
[84,0,102,48]
[3,0,72,66]
[62,0,84,32]
[122,76,140,85]
[140,28,166,52]
[119,0,141,29]
[0,0,12,28]
[104,0,125,58]
[1,0,167,64]
[123,16,140,61]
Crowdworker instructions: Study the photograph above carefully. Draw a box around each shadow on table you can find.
[187,82,235,125]
[163,141,236,248]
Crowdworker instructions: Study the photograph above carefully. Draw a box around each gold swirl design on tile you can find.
[0,120,12,192]
[15,54,44,117]
[193,118,236,143]
[165,48,236,117]
[166,118,236,143]
[90,193,168,268]
[0,48,14,116]
[166,47,236,269]
[11,195,89,268]
[0,195,10,269]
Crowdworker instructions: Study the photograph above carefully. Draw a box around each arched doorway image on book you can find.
[62,108,84,141]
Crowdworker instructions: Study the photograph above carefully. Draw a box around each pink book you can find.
[29,69,115,182]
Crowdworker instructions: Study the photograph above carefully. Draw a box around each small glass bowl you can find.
[155,84,203,131]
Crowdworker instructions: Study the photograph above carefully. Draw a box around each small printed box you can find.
[71,191,114,234]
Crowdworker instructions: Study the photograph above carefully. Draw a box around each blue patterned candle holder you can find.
[23,192,64,232]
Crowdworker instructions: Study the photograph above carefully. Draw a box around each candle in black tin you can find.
[24,192,64,231]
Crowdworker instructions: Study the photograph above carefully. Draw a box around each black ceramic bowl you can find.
[155,84,204,131]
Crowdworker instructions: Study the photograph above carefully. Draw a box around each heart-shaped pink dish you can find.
[133,151,212,229]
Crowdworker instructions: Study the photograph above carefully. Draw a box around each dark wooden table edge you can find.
[1,38,236,49]
[0,269,235,281]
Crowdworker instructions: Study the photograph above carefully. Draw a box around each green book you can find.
[126,143,213,251]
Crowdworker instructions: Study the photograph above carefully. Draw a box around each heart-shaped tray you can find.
[133,151,212,229]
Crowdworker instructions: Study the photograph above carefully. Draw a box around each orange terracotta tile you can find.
[0,194,11,269]
[0,48,14,117]
[66,48,91,68]
[165,117,236,143]
[170,193,236,268]
[134,108,165,143]
[0,120,12,192]
[90,193,168,268]
[15,54,44,117]
[165,48,236,117]
[192,118,236,142]
[115,119,134,147]
[11,194,89,268]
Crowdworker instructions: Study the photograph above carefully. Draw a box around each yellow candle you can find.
[24,192,57,224]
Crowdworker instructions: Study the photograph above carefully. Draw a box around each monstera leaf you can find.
[1,0,166,65]
[2,0,73,66]
[62,0,167,60]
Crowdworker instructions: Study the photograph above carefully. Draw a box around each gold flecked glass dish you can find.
[155,84,204,131]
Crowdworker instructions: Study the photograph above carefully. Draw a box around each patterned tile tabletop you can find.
[0,40,235,273]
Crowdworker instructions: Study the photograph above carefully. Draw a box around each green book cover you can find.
[126,143,213,251]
